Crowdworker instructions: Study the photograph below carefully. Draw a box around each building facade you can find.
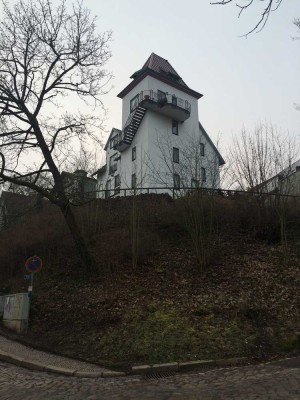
[61,170,97,203]
[96,53,225,197]
[255,159,300,196]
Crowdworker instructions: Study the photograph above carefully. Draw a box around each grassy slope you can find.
[0,195,299,367]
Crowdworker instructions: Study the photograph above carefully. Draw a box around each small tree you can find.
[146,129,221,193]
[145,128,222,270]
[0,0,112,275]
[227,123,297,191]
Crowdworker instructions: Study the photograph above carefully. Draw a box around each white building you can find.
[96,53,225,198]
[255,159,300,196]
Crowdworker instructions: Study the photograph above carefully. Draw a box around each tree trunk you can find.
[60,202,98,276]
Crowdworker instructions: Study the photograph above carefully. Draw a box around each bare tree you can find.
[211,0,284,36]
[145,128,222,270]
[0,0,112,275]
[146,129,221,193]
[65,144,101,176]
[227,123,298,191]
[227,122,299,260]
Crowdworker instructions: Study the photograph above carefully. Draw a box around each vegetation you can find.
[0,192,299,366]
[0,0,112,275]
[211,0,284,36]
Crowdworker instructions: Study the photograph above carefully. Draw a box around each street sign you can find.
[24,274,31,280]
[25,256,42,273]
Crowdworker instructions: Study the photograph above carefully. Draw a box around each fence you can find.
[0,185,299,278]
[70,185,300,206]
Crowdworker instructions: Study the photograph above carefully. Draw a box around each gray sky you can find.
[84,0,299,151]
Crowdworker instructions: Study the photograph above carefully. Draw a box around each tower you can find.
[97,53,224,197]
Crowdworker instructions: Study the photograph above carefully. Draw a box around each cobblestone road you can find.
[0,360,299,399]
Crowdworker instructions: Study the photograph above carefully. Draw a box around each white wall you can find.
[97,74,222,197]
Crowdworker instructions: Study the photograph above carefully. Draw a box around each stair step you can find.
[122,107,147,145]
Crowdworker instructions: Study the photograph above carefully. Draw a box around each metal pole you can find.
[28,272,34,299]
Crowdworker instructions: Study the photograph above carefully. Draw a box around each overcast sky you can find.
[83,0,299,154]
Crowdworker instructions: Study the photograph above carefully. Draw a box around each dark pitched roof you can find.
[198,121,225,166]
[118,53,202,100]
[133,53,188,87]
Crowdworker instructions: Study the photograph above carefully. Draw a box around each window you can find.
[191,179,199,188]
[172,120,178,135]
[109,154,117,174]
[105,179,111,199]
[115,174,120,187]
[110,135,118,149]
[132,146,136,161]
[173,147,179,163]
[131,173,136,189]
[174,174,180,189]
[201,167,206,183]
[130,94,139,112]
[200,143,205,157]
[114,175,120,194]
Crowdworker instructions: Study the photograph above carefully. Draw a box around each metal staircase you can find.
[122,105,147,146]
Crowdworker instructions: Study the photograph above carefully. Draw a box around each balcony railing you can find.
[114,90,192,152]
[136,90,191,115]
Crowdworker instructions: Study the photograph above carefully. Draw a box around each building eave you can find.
[92,164,107,178]
[198,121,225,166]
[117,69,203,100]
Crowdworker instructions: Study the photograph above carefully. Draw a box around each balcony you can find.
[137,90,191,121]
[113,90,191,153]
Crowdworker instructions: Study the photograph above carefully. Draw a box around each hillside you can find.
[0,192,299,368]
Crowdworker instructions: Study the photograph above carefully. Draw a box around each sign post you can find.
[24,256,42,298]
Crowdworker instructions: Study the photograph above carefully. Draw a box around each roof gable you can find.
[198,122,225,166]
[118,53,202,99]
[104,128,122,150]
[135,53,188,88]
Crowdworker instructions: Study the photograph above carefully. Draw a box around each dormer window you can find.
[130,94,139,112]
[167,71,181,82]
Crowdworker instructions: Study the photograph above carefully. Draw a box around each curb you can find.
[0,349,126,378]
[131,357,249,375]
[0,346,248,377]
